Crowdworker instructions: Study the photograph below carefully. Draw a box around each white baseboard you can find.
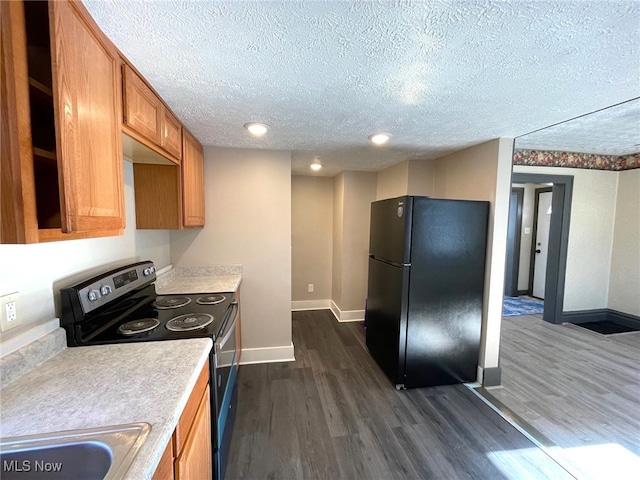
[291,299,331,311]
[330,301,365,323]
[239,342,295,365]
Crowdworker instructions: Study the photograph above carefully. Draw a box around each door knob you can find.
[535,249,541,253]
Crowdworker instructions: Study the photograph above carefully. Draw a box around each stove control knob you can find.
[150,266,156,274]
[100,285,112,296]
[143,268,151,276]
[88,289,101,302]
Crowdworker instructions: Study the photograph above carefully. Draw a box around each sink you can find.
[0,422,150,480]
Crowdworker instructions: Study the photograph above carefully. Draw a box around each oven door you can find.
[214,301,239,480]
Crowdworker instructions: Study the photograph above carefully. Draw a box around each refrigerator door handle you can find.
[370,254,410,268]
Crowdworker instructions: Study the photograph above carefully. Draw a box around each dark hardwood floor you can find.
[226,310,573,480]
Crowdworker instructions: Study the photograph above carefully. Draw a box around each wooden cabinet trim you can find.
[122,125,180,165]
[1,0,39,243]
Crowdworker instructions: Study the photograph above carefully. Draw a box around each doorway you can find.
[508,173,573,324]
[531,187,552,299]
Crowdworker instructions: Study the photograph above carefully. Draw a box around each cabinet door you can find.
[49,0,124,233]
[181,130,205,227]
[123,64,162,145]
[175,384,212,480]
[151,440,174,480]
[0,0,39,243]
[162,109,182,161]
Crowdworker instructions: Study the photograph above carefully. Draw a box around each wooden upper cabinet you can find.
[1,0,124,243]
[132,128,205,230]
[123,64,162,145]
[122,63,182,163]
[162,109,182,160]
[50,0,124,234]
[181,130,205,227]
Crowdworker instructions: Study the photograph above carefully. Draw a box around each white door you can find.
[532,191,552,299]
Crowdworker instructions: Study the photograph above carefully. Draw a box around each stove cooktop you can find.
[77,291,234,345]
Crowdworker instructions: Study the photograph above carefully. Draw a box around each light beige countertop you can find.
[0,331,212,480]
[155,265,242,295]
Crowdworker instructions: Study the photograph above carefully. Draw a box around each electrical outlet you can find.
[1,292,20,332]
[308,284,314,293]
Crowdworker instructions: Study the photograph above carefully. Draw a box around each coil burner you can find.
[117,318,160,336]
[154,296,192,309]
[166,313,214,332]
[196,295,226,305]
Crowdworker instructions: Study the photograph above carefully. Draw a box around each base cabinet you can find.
[152,361,212,480]
[175,384,212,480]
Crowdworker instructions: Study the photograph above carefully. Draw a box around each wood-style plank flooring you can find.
[226,310,573,480]
[478,314,640,480]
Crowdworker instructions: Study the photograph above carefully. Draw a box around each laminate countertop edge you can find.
[155,266,242,294]
[0,335,213,480]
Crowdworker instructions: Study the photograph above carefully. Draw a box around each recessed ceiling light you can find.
[243,122,270,137]
[368,132,392,145]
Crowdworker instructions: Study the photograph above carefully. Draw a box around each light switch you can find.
[524,227,531,235]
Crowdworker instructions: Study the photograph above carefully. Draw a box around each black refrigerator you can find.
[365,196,489,389]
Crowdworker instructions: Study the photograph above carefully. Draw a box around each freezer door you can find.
[404,198,489,388]
[365,257,410,387]
[369,196,413,264]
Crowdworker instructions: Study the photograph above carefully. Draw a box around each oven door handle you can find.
[216,301,239,349]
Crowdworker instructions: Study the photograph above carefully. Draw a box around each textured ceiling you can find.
[83,0,640,176]
[515,98,640,156]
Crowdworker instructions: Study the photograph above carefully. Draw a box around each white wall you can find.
[0,161,171,351]
[291,175,333,304]
[608,169,640,316]
[169,147,293,363]
[513,166,618,311]
[332,171,377,318]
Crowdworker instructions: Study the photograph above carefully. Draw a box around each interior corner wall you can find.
[331,173,345,308]
[407,159,436,196]
[608,168,640,316]
[340,172,378,312]
[332,171,377,316]
[376,161,409,200]
[291,175,333,303]
[431,138,513,381]
[376,159,435,201]
[512,165,618,311]
[169,147,292,357]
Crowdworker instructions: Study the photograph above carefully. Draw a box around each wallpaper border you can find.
[513,149,639,171]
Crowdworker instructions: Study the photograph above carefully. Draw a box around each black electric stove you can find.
[68,286,233,346]
[59,261,239,480]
